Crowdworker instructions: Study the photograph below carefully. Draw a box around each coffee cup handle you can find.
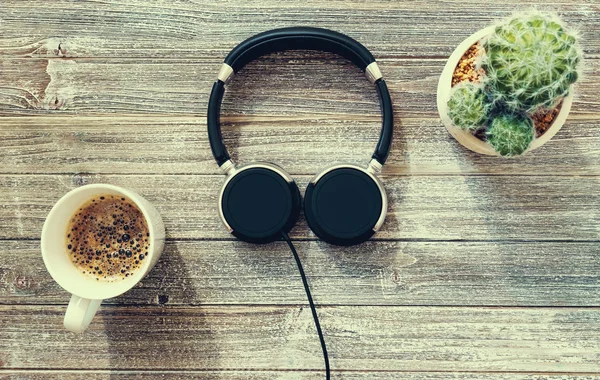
[64,295,102,333]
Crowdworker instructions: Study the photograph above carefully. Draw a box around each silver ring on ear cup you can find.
[311,164,387,232]
[305,164,387,246]
[219,162,301,244]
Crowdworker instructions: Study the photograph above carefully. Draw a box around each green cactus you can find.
[482,12,581,113]
[447,83,491,131]
[486,113,535,156]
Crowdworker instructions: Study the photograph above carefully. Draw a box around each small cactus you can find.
[447,83,491,131]
[482,12,581,113]
[486,113,535,156]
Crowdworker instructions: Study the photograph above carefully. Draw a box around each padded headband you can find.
[208,27,393,168]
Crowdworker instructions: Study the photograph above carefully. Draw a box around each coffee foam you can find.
[66,194,150,281]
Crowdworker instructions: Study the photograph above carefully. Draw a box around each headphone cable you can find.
[281,231,331,379]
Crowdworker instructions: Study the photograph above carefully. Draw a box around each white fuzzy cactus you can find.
[481,11,582,113]
[447,82,491,131]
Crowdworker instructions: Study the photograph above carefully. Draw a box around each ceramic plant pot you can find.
[436,26,574,156]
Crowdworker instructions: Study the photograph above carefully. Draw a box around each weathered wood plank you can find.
[2,240,600,307]
[1,115,599,175]
[0,58,598,117]
[1,370,598,379]
[1,0,598,58]
[1,174,600,241]
[0,57,407,116]
[2,116,600,176]
[0,305,599,372]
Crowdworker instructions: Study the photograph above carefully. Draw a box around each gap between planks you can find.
[2,303,600,309]
[0,56,455,61]
[4,237,600,243]
[2,369,600,375]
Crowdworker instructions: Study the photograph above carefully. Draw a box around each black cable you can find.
[281,231,330,379]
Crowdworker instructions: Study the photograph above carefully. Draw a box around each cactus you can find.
[443,12,581,156]
[486,113,535,156]
[482,12,581,113]
[447,83,491,131]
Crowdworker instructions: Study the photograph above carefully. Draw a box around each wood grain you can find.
[1,0,598,59]
[1,58,599,117]
[2,371,598,379]
[2,0,600,376]
[2,174,600,241]
[2,240,600,307]
[0,305,599,372]
[2,116,600,176]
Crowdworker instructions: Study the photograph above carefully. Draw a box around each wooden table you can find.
[1,1,600,378]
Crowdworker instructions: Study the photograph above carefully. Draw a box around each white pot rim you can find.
[436,26,574,156]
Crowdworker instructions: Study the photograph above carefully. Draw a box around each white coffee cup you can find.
[41,184,165,333]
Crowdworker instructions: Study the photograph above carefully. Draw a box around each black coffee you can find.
[66,194,150,281]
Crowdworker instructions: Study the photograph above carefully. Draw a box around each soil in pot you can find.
[451,42,562,140]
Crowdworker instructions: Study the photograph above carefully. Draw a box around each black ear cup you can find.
[220,165,301,244]
[304,167,386,246]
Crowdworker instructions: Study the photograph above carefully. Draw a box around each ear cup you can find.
[220,165,301,244]
[304,167,385,246]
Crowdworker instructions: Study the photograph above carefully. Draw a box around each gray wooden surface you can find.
[1,0,600,378]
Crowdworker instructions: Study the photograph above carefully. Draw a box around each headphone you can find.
[208,27,393,246]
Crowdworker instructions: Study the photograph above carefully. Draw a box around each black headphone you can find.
[208,27,393,246]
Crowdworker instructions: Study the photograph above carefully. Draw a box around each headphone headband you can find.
[208,27,393,169]
[224,27,377,76]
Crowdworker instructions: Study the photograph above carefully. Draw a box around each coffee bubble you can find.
[66,194,150,281]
